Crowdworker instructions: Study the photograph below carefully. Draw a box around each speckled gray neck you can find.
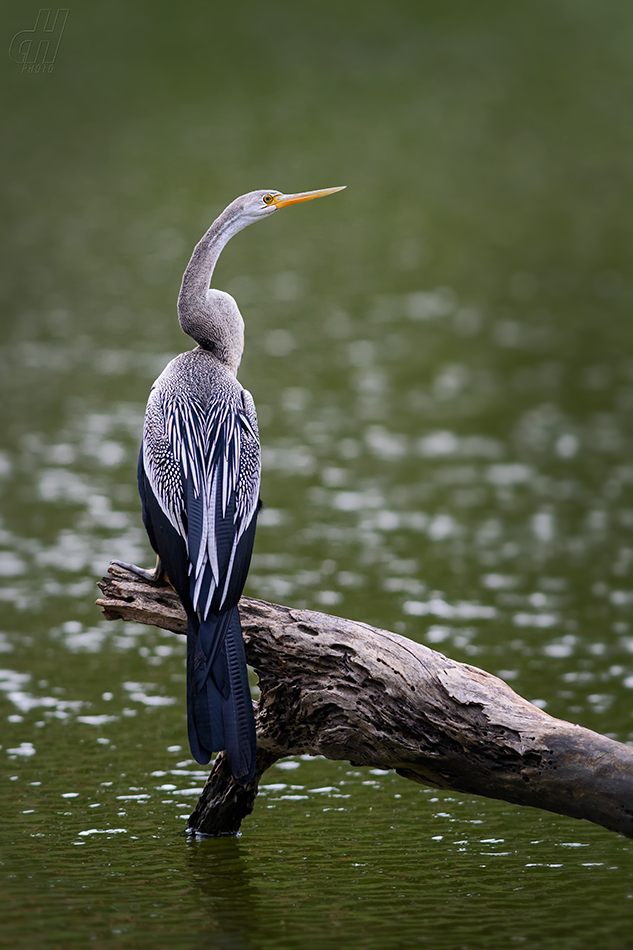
[177,201,250,375]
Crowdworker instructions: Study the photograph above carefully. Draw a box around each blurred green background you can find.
[1,1,633,948]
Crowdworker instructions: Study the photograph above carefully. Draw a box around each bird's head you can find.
[229,186,346,224]
[180,184,346,366]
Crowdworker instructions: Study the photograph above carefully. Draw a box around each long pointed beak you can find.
[273,186,346,209]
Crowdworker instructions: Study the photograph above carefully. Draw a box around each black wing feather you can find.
[140,383,259,783]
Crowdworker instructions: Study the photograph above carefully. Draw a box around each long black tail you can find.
[186,606,256,784]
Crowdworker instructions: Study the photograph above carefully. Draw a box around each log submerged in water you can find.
[96,561,633,839]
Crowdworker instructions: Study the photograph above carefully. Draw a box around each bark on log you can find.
[96,562,633,839]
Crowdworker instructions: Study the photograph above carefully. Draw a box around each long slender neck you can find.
[177,206,246,374]
[179,208,237,302]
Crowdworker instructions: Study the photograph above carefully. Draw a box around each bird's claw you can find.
[111,557,165,584]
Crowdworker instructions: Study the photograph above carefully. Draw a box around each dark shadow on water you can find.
[184,835,261,950]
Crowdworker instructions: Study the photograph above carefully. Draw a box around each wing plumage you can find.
[144,364,261,618]
[140,352,260,782]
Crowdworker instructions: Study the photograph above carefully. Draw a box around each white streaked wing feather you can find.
[147,389,260,617]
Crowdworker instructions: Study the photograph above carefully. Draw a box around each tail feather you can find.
[186,609,256,781]
[222,607,257,784]
[186,616,226,764]
[193,617,228,698]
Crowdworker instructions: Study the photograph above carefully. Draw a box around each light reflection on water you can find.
[4,304,633,941]
[4,0,633,946]
[2,747,633,949]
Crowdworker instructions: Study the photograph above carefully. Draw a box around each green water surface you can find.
[1,2,633,947]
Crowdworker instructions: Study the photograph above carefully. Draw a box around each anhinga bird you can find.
[115,186,345,784]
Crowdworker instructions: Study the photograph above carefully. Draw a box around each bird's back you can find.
[143,347,260,603]
[139,346,260,779]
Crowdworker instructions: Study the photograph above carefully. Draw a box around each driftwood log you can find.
[96,562,633,839]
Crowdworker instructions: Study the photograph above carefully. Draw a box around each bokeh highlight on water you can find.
[1,1,633,947]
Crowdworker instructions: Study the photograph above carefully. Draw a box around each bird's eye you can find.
[263,194,274,205]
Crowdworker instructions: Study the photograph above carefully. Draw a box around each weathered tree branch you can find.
[96,562,633,839]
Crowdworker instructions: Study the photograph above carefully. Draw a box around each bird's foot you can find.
[111,556,165,584]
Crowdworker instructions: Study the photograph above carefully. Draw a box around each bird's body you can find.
[139,347,260,779]
[121,185,344,784]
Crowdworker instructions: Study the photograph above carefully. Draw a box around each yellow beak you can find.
[273,186,346,209]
